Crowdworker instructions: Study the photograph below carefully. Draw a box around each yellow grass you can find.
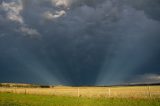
[0,86,160,98]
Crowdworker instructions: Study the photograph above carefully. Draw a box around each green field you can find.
[0,93,160,106]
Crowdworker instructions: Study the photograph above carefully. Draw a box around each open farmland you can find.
[0,86,160,98]
[0,93,160,106]
[0,85,160,106]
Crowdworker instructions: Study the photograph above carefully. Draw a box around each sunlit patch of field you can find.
[0,86,160,98]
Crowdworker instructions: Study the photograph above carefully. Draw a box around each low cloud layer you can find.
[0,0,160,85]
[132,74,160,84]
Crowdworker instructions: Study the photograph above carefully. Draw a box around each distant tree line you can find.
[0,83,54,88]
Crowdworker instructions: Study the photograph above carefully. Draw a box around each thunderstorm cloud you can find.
[0,0,160,85]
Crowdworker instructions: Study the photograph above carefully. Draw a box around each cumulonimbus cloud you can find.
[0,0,160,85]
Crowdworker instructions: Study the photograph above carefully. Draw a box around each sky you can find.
[0,0,160,86]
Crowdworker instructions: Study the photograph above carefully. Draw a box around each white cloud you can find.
[0,1,41,37]
[51,0,72,7]
[43,10,66,20]
[0,1,24,24]
[20,27,40,37]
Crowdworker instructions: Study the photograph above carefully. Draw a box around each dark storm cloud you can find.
[0,0,160,85]
[125,0,160,21]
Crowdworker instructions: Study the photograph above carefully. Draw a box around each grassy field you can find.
[0,86,160,98]
[0,93,160,106]
[0,86,160,106]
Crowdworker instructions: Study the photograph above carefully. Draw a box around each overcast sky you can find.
[0,0,160,86]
